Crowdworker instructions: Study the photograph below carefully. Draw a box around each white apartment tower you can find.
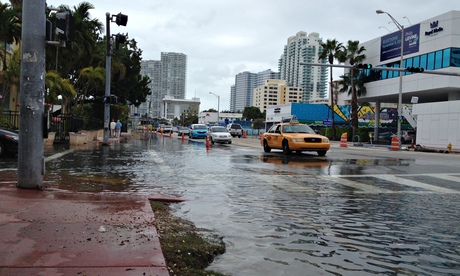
[253,79,303,113]
[278,31,328,102]
[139,52,187,118]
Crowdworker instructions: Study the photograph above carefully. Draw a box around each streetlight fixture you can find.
[376,9,404,147]
[209,92,220,125]
[103,12,128,145]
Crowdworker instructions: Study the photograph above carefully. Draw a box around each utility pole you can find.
[103,13,111,145]
[103,12,128,145]
[17,0,46,189]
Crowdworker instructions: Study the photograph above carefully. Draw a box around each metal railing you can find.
[1,111,103,143]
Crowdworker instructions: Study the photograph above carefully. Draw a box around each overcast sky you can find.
[47,0,458,111]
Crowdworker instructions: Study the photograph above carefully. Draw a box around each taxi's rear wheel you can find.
[282,140,291,155]
[263,140,271,153]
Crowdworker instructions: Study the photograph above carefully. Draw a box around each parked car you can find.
[226,123,243,138]
[260,120,330,156]
[160,125,173,133]
[208,126,232,144]
[177,127,190,136]
[0,128,19,157]
[189,124,208,139]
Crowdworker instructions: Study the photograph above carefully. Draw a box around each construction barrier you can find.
[391,136,400,151]
[206,136,210,150]
[340,133,348,147]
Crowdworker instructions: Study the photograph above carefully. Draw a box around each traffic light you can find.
[115,13,128,26]
[354,63,373,69]
[114,33,127,50]
[103,95,118,104]
[406,67,425,73]
[55,10,75,41]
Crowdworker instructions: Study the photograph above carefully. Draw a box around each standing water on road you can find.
[43,134,460,275]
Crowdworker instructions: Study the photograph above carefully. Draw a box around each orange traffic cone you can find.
[206,135,210,150]
[391,136,399,151]
[340,133,348,147]
[243,130,247,138]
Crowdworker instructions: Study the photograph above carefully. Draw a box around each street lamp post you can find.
[376,9,404,147]
[209,92,220,125]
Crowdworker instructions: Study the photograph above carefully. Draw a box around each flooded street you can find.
[5,134,460,275]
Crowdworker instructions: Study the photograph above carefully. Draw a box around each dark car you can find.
[0,128,19,157]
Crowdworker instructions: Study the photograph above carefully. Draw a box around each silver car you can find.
[208,126,232,144]
[177,127,190,136]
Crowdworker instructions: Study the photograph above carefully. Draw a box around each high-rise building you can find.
[139,52,187,118]
[232,71,258,112]
[253,79,303,113]
[230,69,279,112]
[256,69,280,87]
[278,31,328,102]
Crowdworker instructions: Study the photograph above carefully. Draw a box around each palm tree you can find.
[76,66,105,115]
[319,39,344,140]
[47,2,103,76]
[338,40,367,137]
[45,71,77,114]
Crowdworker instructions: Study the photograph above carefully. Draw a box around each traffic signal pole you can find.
[17,0,46,189]
[103,13,111,145]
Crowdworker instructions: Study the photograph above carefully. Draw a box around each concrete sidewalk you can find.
[0,173,169,275]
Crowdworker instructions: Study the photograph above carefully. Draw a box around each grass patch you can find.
[150,200,227,276]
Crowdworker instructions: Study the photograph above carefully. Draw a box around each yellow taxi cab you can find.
[261,117,330,156]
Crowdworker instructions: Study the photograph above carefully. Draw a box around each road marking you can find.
[147,150,174,174]
[322,173,460,194]
[373,174,459,193]
[320,175,392,194]
[44,149,76,162]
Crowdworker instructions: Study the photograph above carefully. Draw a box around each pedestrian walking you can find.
[110,119,116,138]
[115,120,122,138]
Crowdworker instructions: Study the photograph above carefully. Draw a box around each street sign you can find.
[323,118,332,126]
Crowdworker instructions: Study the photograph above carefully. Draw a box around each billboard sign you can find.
[380,24,420,62]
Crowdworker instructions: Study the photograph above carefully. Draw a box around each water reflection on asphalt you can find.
[35,135,460,275]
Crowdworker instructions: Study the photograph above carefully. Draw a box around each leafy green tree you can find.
[0,2,21,71]
[45,70,76,113]
[319,39,344,140]
[0,2,21,110]
[202,108,217,113]
[252,118,265,131]
[242,106,263,120]
[110,38,151,107]
[338,40,367,137]
[76,66,105,115]
[46,2,104,76]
